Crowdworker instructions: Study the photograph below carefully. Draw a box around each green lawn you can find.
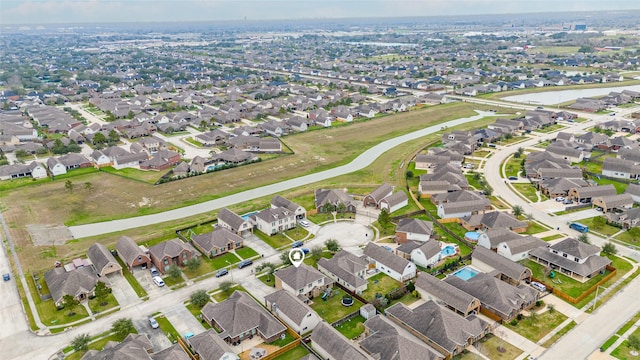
[577,216,621,236]
[163,274,184,287]
[258,273,276,287]
[272,346,309,360]
[497,135,529,145]
[303,251,333,268]
[99,166,164,184]
[310,290,363,323]
[579,160,603,174]
[27,276,90,326]
[617,312,640,336]
[361,273,403,302]
[155,315,181,341]
[469,334,523,360]
[488,195,510,210]
[185,302,211,329]
[212,285,248,302]
[209,252,241,269]
[601,335,620,352]
[504,156,525,178]
[473,150,492,158]
[254,230,294,249]
[523,221,550,235]
[579,255,636,310]
[64,333,122,360]
[115,257,147,298]
[592,177,628,194]
[535,124,566,133]
[541,234,565,241]
[182,260,216,279]
[235,246,260,259]
[335,315,366,339]
[504,310,568,342]
[512,183,539,203]
[268,332,296,347]
[611,326,640,360]
[285,227,309,241]
[616,230,640,245]
[88,293,119,314]
[542,320,577,348]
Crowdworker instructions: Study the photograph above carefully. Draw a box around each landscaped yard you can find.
[504,310,568,342]
[497,135,529,145]
[303,251,333,268]
[209,252,241,270]
[512,183,539,203]
[63,333,122,360]
[212,284,248,302]
[163,274,184,287]
[616,230,640,245]
[361,273,404,302]
[254,230,294,249]
[285,227,309,241]
[310,290,363,323]
[155,315,181,342]
[27,276,90,326]
[88,293,119,314]
[185,302,212,329]
[577,216,621,236]
[272,346,309,360]
[235,246,260,260]
[335,315,366,340]
[611,326,640,360]
[542,320,576,347]
[535,124,566,133]
[592,177,628,194]
[268,332,297,347]
[470,334,523,360]
[578,160,603,174]
[488,195,510,210]
[504,155,524,178]
[182,260,216,279]
[523,221,550,235]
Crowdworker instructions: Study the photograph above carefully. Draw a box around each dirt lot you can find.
[0,102,512,271]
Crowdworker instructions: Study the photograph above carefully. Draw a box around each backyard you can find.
[467,334,523,360]
[309,290,363,323]
[272,346,310,360]
[335,315,366,340]
[504,310,568,342]
[361,273,417,308]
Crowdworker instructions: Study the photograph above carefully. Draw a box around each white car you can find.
[299,220,310,228]
[555,197,565,202]
[152,276,165,287]
[149,317,159,329]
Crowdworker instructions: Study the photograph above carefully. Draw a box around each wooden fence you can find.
[531,265,617,304]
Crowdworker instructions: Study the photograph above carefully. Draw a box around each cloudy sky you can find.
[1,0,638,25]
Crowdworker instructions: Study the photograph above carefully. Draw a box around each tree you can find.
[406,170,414,179]
[628,227,640,242]
[65,180,74,193]
[71,333,90,353]
[512,205,523,217]
[84,182,93,191]
[377,209,391,230]
[406,281,415,293]
[219,281,234,293]
[15,149,28,158]
[108,130,120,144]
[112,318,136,341]
[578,45,594,53]
[311,246,323,260]
[514,147,524,158]
[602,242,618,256]
[592,216,606,230]
[578,233,590,244]
[92,132,107,144]
[61,294,79,315]
[280,251,292,266]
[628,335,640,352]
[185,257,201,271]
[321,202,334,214]
[325,239,340,253]
[336,202,347,215]
[256,262,277,282]
[190,289,210,308]
[167,265,182,279]
[94,281,110,306]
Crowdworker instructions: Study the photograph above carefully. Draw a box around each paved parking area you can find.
[107,273,141,308]
[133,317,172,351]
[132,267,171,296]
[163,303,206,338]
[243,234,277,258]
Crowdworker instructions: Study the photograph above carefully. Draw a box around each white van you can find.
[531,281,546,292]
[152,276,165,287]
[299,220,310,228]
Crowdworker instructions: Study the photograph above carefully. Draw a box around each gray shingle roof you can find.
[363,243,411,274]
[462,211,527,230]
[317,250,368,289]
[264,289,316,327]
[149,239,197,261]
[116,236,149,268]
[151,344,191,360]
[594,193,634,209]
[201,291,286,340]
[440,199,491,214]
[274,264,331,291]
[187,329,236,360]
[414,273,478,315]
[396,218,434,236]
[81,334,153,360]
[603,157,640,173]
[431,190,483,204]
[191,227,243,254]
[360,315,443,360]
[271,195,304,213]
[310,322,370,360]
[572,184,617,199]
[530,243,611,277]
[472,246,531,282]
[550,237,600,259]
[44,266,102,305]
[87,243,121,276]
[217,207,248,231]
[367,183,393,203]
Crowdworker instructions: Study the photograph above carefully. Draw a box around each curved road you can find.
[69,110,497,239]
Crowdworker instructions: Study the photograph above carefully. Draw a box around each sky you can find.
[1,0,639,25]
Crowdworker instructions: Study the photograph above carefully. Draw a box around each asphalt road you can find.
[68,110,496,239]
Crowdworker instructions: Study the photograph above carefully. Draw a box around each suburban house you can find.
[625,183,640,203]
[115,236,151,271]
[310,322,372,360]
[153,344,191,360]
[81,334,153,360]
[471,246,533,285]
[496,235,547,262]
[529,238,612,282]
[476,228,522,250]
[537,178,588,198]
[87,243,122,278]
[314,188,357,213]
[444,273,537,322]
[187,329,239,360]
[436,199,491,219]
[363,183,393,207]
[395,218,434,243]
[378,191,409,214]
[201,291,287,344]
[194,130,229,146]
[385,300,488,360]
[605,208,640,229]
[460,211,528,233]
[360,315,445,360]
[602,157,640,180]
[396,240,442,269]
[46,157,67,176]
[431,190,484,206]
[419,181,460,197]
[317,250,369,294]
[592,193,634,213]
[148,239,199,274]
[414,273,481,317]
[191,227,244,258]
[29,161,48,179]
[537,167,583,180]
[217,207,253,236]
[271,195,306,219]
[44,266,105,307]
[274,264,334,300]
[420,165,469,189]
[363,243,416,282]
[264,289,320,335]
[253,207,297,235]
[568,184,617,203]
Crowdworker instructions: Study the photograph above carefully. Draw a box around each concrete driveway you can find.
[133,317,172,351]
[163,303,206,338]
[243,234,277,258]
[132,267,171,296]
[106,273,141,308]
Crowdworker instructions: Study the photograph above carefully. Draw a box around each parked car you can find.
[563,199,573,205]
[2,273,10,281]
[292,241,304,248]
[150,267,159,277]
[463,163,475,169]
[299,220,310,228]
[508,176,518,181]
[301,247,310,254]
[215,269,229,278]
[555,197,565,202]
[149,317,159,329]
[531,281,547,292]
[152,276,165,287]
[238,259,253,269]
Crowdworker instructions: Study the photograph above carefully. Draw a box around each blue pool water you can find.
[207,164,223,172]
[465,231,480,241]
[241,211,259,221]
[453,267,480,281]
[441,245,456,256]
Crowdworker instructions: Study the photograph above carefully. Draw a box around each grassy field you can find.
[310,291,363,323]
[577,216,621,236]
[235,247,260,259]
[504,155,524,178]
[542,320,577,348]
[272,346,309,360]
[504,310,568,342]
[1,102,513,273]
[512,183,539,203]
[335,315,366,339]
[254,230,294,249]
[523,221,550,235]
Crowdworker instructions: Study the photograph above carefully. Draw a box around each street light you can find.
[592,285,608,311]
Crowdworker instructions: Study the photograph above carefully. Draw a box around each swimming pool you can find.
[241,211,259,221]
[452,267,480,281]
[465,231,480,242]
[441,245,457,256]
[207,164,223,172]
